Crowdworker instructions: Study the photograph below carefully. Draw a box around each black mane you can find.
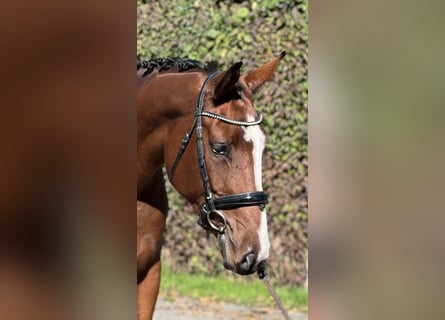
[137,57,218,77]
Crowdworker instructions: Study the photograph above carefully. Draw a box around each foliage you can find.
[137,0,308,287]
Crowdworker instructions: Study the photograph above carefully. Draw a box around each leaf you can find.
[206,28,219,39]
[235,7,249,19]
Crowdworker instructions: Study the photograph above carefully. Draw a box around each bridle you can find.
[168,71,268,234]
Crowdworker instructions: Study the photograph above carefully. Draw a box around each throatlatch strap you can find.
[168,117,197,181]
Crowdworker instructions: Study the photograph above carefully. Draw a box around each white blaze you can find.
[243,116,270,262]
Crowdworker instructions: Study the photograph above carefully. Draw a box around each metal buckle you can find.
[207,210,227,234]
[201,204,227,234]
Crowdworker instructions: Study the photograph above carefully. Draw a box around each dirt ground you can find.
[153,296,308,320]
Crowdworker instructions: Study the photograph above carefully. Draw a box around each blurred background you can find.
[310,0,445,319]
[137,0,308,289]
[0,1,135,319]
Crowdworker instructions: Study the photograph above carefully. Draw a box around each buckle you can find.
[199,204,226,234]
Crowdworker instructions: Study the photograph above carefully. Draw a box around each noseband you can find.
[168,71,268,234]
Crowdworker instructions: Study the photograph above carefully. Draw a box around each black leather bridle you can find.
[168,71,268,234]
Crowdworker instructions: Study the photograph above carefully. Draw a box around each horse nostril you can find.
[239,252,256,272]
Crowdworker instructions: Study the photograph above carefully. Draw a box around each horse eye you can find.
[211,143,230,156]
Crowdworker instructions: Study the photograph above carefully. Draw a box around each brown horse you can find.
[137,52,285,319]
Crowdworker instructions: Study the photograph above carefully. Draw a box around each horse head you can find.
[165,52,285,275]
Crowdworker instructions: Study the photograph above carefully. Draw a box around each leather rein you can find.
[168,71,268,234]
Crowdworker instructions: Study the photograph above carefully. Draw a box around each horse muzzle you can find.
[218,232,266,275]
[197,191,268,275]
[236,251,259,275]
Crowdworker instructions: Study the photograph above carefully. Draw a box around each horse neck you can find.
[137,71,207,176]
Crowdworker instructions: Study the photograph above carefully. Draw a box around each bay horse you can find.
[137,52,285,319]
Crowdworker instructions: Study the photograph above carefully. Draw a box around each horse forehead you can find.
[242,115,266,144]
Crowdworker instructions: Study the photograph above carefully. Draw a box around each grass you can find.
[160,267,308,312]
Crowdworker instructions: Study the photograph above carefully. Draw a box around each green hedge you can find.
[137,0,308,287]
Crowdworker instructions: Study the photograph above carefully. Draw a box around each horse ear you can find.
[243,51,286,94]
[213,61,243,103]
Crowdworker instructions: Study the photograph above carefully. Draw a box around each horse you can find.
[137,52,285,319]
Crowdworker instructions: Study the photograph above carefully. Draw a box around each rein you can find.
[168,71,268,234]
[258,266,293,320]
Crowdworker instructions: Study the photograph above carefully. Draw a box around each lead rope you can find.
[258,267,293,320]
